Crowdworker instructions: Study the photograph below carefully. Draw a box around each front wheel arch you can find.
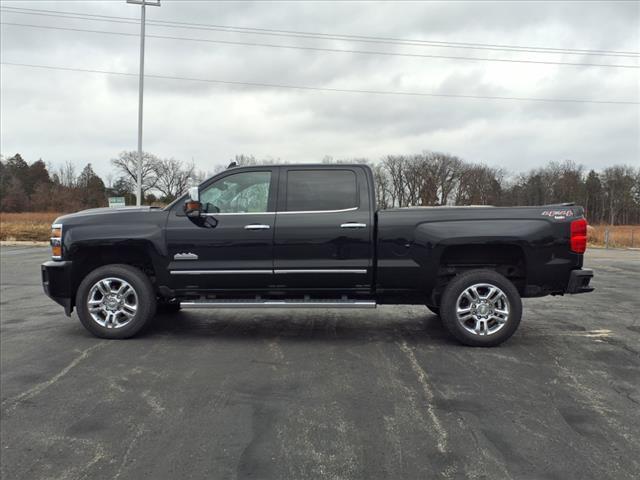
[68,242,161,297]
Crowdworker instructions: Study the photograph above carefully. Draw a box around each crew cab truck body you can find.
[42,164,594,346]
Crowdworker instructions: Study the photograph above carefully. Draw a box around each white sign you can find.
[108,197,126,208]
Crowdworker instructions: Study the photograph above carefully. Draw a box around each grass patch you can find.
[588,224,640,249]
[0,212,61,241]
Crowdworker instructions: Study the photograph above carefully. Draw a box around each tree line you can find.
[1,151,638,225]
[0,151,201,212]
[369,153,640,225]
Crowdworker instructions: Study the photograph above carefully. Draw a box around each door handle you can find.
[244,224,271,230]
[340,223,367,229]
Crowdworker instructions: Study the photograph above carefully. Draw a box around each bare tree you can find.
[378,152,465,207]
[191,169,212,185]
[111,151,160,198]
[371,162,391,208]
[428,152,464,205]
[403,155,424,206]
[155,158,196,201]
[602,165,636,225]
[455,164,504,205]
[382,155,407,207]
[55,161,76,187]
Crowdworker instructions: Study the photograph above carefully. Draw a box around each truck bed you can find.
[375,205,584,299]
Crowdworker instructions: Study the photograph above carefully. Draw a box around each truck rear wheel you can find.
[75,264,156,339]
[440,269,522,347]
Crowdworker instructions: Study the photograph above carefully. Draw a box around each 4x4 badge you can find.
[174,252,198,260]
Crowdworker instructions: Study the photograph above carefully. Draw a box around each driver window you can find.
[199,171,271,213]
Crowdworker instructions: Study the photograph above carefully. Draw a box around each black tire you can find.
[75,264,156,339]
[440,269,522,347]
[426,305,440,316]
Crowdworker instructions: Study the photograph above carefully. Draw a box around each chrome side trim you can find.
[182,300,377,309]
[196,207,358,216]
[340,223,367,228]
[201,212,275,216]
[278,206,358,215]
[170,269,367,275]
[170,270,272,275]
[275,269,367,274]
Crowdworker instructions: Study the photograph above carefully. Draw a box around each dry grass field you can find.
[588,224,639,249]
[0,212,61,241]
[1,212,639,248]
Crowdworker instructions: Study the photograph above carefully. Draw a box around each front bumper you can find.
[41,260,74,315]
[566,268,594,294]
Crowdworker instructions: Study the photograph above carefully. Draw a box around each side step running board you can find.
[181,299,377,309]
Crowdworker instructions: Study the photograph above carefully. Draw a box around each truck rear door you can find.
[272,166,373,291]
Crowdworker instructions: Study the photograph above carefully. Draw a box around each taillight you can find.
[51,223,63,260]
[570,218,587,254]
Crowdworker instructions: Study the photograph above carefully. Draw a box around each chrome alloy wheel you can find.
[87,277,138,329]
[455,283,510,336]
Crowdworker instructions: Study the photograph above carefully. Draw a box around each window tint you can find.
[200,171,271,213]
[286,170,357,211]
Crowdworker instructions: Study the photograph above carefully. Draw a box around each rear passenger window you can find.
[286,170,357,211]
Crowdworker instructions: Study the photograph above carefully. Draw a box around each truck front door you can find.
[166,168,278,292]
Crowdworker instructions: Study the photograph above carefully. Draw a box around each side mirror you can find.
[184,187,202,217]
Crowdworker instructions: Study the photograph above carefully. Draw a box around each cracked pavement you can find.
[1,246,639,479]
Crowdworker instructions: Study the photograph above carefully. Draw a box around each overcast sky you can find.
[1,0,638,181]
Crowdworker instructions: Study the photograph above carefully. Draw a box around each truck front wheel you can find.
[75,264,157,339]
[440,269,522,347]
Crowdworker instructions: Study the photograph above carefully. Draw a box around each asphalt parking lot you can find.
[1,246,639,480]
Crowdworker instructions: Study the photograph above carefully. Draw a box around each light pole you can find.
[127,0,160,206]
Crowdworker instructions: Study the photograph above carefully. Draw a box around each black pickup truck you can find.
[42,163,593,346]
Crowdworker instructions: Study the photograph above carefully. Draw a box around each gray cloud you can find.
[1,0,638,179]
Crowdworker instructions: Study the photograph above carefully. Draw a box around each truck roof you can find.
[228,163,371,169]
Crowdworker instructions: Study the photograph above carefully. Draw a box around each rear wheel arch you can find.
[430,243,527,305]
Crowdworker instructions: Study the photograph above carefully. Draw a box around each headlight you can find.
[51,223,63,260]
